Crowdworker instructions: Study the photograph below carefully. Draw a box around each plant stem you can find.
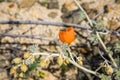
[96,32,118,67]
[73,0,117,68]
[57,45,101,77]
[73,0,93,26]
[67,47,76,62]
[67,56,101,78]
[32,52,60,57]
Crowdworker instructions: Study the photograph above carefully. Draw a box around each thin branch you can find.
[0,20,119,36]
[96,32,107,50]
[0,20,89,29]
[33,51,101,77]
[57,43,101,78]
[96,32,118,67]
[92,10,104,20]
[0,34,53,41]
[67,56,101,78]
[73,0,118,68]
[32,52,60,56]
[73,0,93,26]
[98,48,111,64]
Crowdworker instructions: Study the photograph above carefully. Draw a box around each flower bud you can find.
[78,56,83,61]
[63,58,69,65]
[77,56,83,65]
[12,57,22,64]
[19,73,24,77]
[30,56,35,63]
[77,60,83,66]
[10,67,16,75]
[57,56,63,66]
[24,52,31,59]
[20,64,28,72]
[104,65,113,75]
[40,59,50,68]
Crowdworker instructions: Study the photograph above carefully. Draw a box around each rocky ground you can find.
[0,0,120,80]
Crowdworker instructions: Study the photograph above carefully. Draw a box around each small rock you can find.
[61,9,84,24]
[0,55,9,68]
[48,12,57,19]
[61,1,78,13]
[0,69,8,80]
[65,67,77,80]
[0,2,18,16]
[47,0,59,9]
[17,0,37,8]
[40,0,59,9]
[8,2,15,8]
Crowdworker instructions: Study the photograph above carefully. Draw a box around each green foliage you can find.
[20,73,29,79]
[88,33,98,45]
[114,42,120,53]
[101,74,111,80]
[22,45,42,78]
[61,64,68,72]
[39,0,48,7]
[25,58,40,76]
[92,20,105,30]
[79,11,86,21]
[27,45,40,71]
[28,62,38,72]
[28,57,41,72]
[28,44,40,53]
[37,71,46,78]
[87,20,105,45]
[60,43,69,57]
[115,69,120,80]
[114,56,120,66]
[27,45,41,72]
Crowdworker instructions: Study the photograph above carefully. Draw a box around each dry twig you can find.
[73,0,118,68]
[0,20,119,36]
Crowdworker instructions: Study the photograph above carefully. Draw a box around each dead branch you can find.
[0,34,53,41]
[0,20,119,36]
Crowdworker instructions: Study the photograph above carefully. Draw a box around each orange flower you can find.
[59,27,75,44]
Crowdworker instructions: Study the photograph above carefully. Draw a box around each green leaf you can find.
[28,62,38,72]
[115,69,120,80]
[79,11,86,21]
[114,42,120,53]
[28,44,40,53]
[92,20,105,30]
[88,33,98,45]
[101,74,111,80]
[114,56,120,66]
[61,64,68,72]
[37,72,46,78]
[29,57,41,70]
